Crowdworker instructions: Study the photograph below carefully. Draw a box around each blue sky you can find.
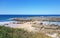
[0,0,60,15]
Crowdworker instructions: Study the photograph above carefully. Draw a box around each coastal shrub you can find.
[0,26,52,38]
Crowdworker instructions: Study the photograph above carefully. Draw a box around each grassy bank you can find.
[0,26,52,38]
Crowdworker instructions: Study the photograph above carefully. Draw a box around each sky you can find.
[0,0,60,15]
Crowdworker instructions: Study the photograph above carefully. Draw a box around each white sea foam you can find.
[0,21,16,25]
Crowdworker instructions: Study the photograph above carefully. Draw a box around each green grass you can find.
[0,26,52,38]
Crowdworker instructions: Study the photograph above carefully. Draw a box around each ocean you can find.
[0,15,60,25]
[0,15,60,21]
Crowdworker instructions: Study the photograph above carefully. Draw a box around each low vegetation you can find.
[0,26,52,38]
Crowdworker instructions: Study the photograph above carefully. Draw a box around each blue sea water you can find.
[0,15,35,22]
[0,15,60,21]
[0,15,60,25]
